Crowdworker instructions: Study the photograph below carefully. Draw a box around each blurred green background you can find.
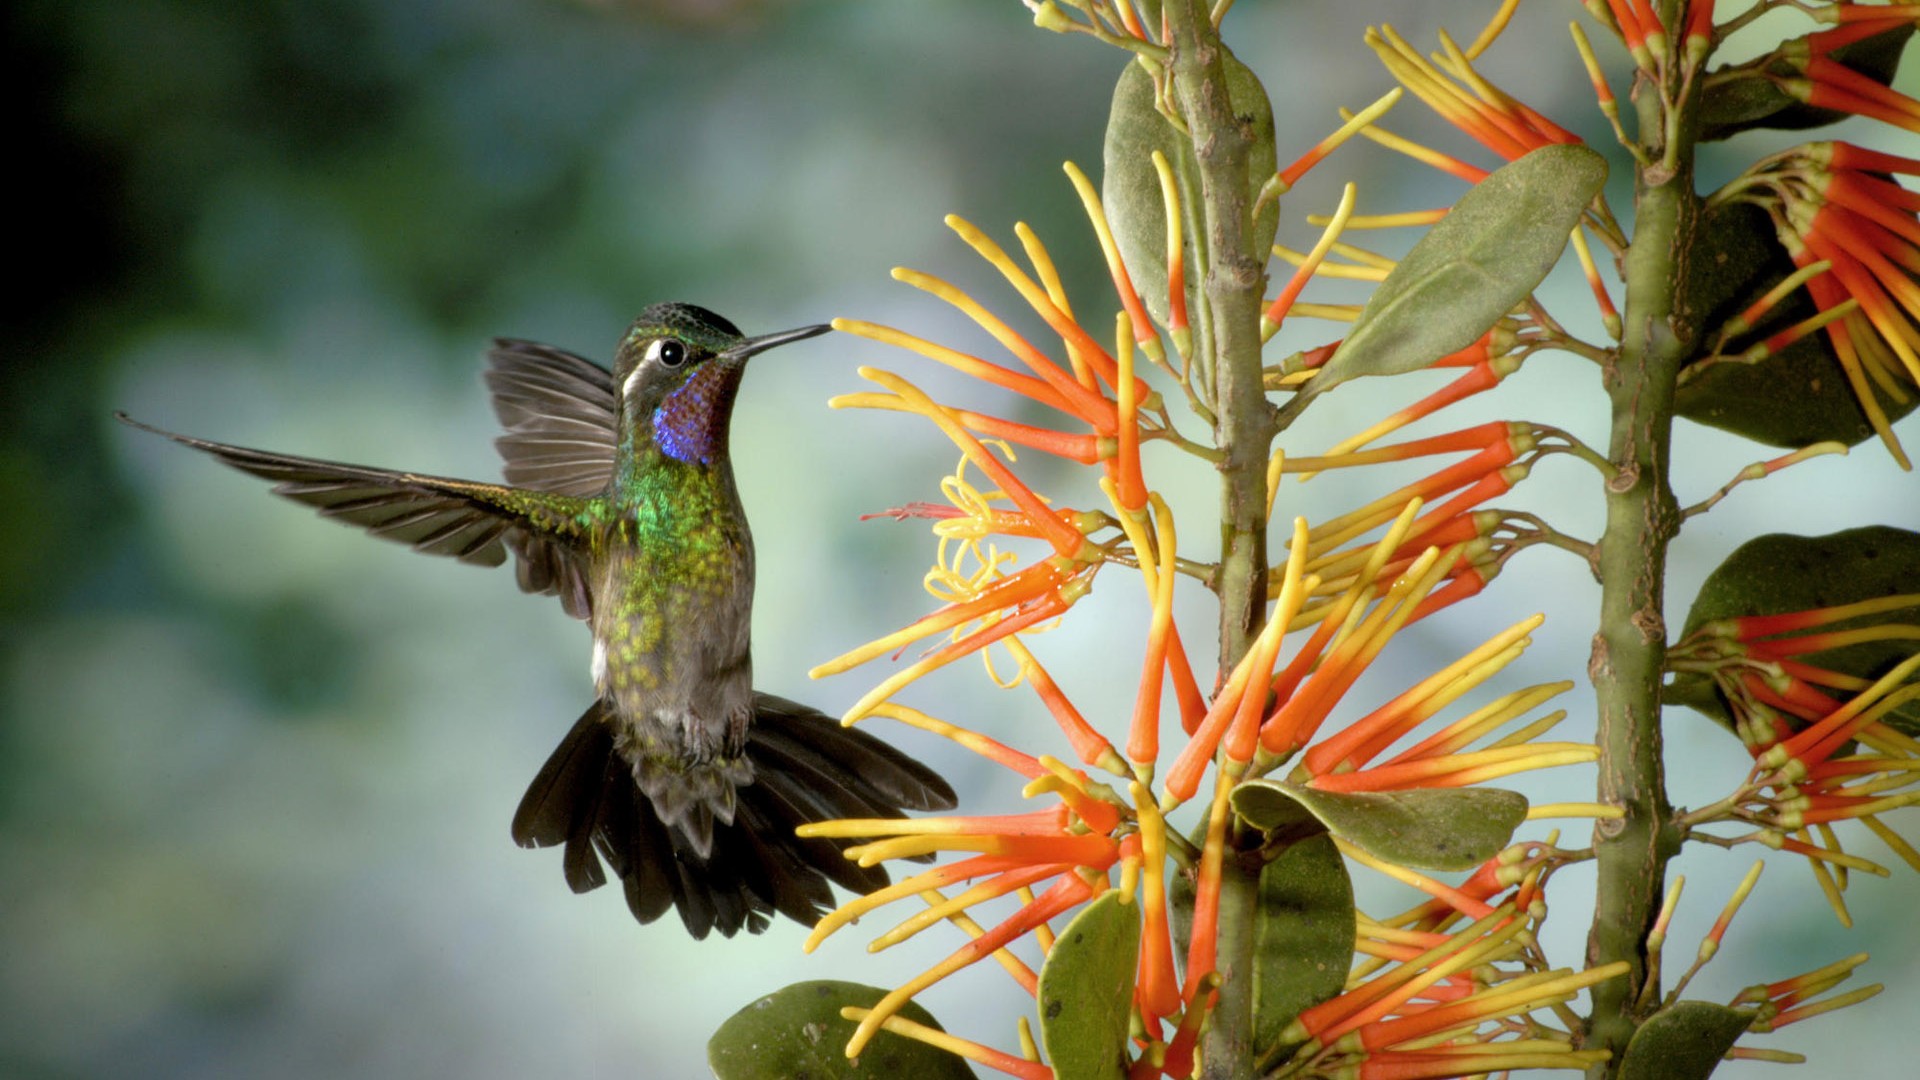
[6,1,1917,1076]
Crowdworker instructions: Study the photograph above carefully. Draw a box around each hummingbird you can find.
[118,302,955,938]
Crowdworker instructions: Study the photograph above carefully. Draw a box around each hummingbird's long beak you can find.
[720,323,832,362]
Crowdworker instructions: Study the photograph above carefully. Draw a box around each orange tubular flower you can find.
[1600,0,1656,69]
[840,1010,1054,1080]
[835,871,1099,1059]
[1281,897,1625,1077]
[1668,599,1920,912]
[1365,23,1581,164]
[1734,953,1882,1036]
[1682,0,1715,57]
[1774,37,1920,138]
[1305,351,1526,468]
[1713,140,1920,463]
[800,747,1124,1059]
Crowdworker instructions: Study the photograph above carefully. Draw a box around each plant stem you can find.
[1581,34,1696,1077]
[1163,1,1273,1076]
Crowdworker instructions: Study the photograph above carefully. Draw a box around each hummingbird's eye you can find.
[647,339,688,369]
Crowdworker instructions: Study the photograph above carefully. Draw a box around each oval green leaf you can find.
[1038,889,1140,1080]
[1309,144,1605,396]
[1672,527,1920,733]
[1618,1000,1756,1080]
[708,980,974,1080]
[1251,835,1355,1060]
[1104,49,1278,327]
[1676,203,1916,448]
[1269,781,1529,871]
[1230,778,1318,833]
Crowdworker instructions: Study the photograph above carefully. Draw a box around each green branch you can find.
[1162,1,1274,1076]
[1581,30,1697,1078]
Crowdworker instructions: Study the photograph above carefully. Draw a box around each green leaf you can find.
[1167,834,1355,1053]
[708,980,974,1080]
[1251,835,1355,1059]
[1245,780,1529,871]
[1229,778,1319,833]
[1617,1000,1757,1080]
[1037,890,1140,1080]
[1672,527,1920,734]
[1675,203,1917,448]
[1308,144,1606,397]
[1692,74,1797,142]
[1699,25,1915,142]
[1104,49,1278,327]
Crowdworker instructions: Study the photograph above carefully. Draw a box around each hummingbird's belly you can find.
[589,532,754,761]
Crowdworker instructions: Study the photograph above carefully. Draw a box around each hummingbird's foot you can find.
[626,749,753,859]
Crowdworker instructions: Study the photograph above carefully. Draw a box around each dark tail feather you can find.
[511,694,954,939]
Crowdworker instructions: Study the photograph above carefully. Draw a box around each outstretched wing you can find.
[116,412,599,618]
[483,339,619,499]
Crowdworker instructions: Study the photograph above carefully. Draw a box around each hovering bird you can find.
[119,302,954,937]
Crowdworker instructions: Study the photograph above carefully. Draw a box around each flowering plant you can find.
[706,2,1920,1078]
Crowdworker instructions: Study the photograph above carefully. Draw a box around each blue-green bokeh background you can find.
[6,1,1917,1076]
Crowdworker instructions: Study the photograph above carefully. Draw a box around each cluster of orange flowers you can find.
[794,1,1917,1076]
[1670,595,1920,922]
[1705,6,1920,462]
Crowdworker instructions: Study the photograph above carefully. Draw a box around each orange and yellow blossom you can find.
[1283,901,1623,1079]
[1669,595,1920,922]
[806,93,1602,1067]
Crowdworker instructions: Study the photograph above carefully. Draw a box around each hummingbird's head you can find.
[614,302,830,465]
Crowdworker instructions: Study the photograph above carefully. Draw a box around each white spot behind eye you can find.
[622,364,646,399]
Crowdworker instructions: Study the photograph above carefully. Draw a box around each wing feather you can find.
[116,413,589,586]
[483,339,618,499]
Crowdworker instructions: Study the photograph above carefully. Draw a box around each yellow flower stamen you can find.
[1264,183,1362,340]
[862,701,1042,776]
[1307,612,1545,771]
[871,874,1047,953]
[1113,312,1146,509]
[1270,246,1384,280]
[1770,984,1886,1029]
[1701,861,1765,964]
[839,1008,1047,1077]
[945,214,1132,401]
[1065,161,1157,353]
[1284,494,1421,612]
[844,949,983,1053]
[1528,801,1626,820]
[1314,906,1530,1041]
[1860,813,1920,873]
[1337,835,1496,919]
[1346,110,1488,183]
[1568,20,1628,144]
[918,888,1039,987]
[834,316,1080,418]
[1569,223,1622,338]
[1432,28,1524,121]
[1276,88,1402,193]
[1464,0,1521,59]
[1485,707,1571,749]
[1148,149,1192,356]
[1013,220,1096,390]
[892,265,1115,426]
[1389,680,1574,763]
[1264,446,1286,518]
